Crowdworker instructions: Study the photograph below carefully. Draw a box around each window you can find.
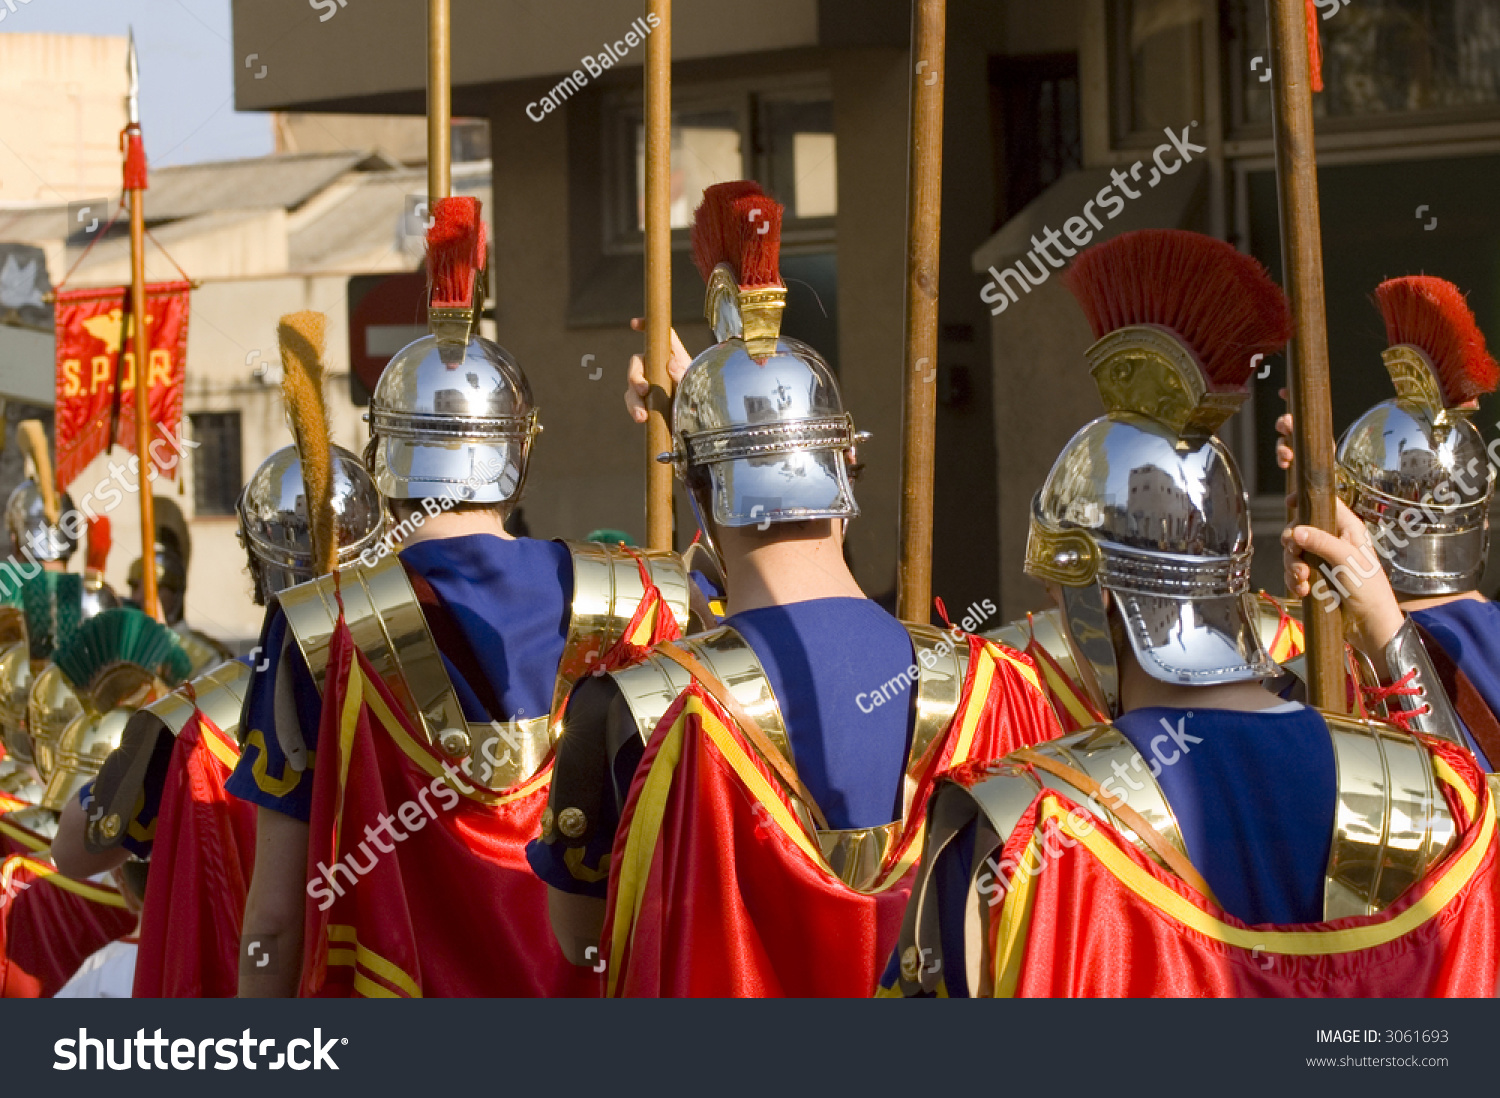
[989,54,1083,226]
[606,78,837,246]
[189,412,242,517]
[1109,0,1205,143]
[1227,0,1500,131]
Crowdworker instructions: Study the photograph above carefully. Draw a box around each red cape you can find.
[0,854,134,997]
[300,570,681,997]
[133,707,256,997]
[601,636,1061,997]
[968,735,1499,997]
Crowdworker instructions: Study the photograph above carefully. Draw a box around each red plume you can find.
[1062,229,1293,389]
[427,196,486,310]
[86,516,111,574]
[1375,276,1498,405]
[690,181,783,289]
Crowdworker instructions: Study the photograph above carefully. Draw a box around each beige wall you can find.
[0,34,127,205]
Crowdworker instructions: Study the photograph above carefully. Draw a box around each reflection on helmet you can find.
[668,336,863,536]
[236,444,386,603]
[1028,412,1275,696]
[367,334,539,506]
[1338,401,1493,596]
[5,481,79,564]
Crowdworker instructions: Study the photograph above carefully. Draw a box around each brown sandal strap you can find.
[655,642,832,832]
[1010,747,1220,907]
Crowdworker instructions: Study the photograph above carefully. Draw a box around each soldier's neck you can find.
[1118,654,1287,714]
[1398,590,1488,612]
[718,524,865,616]
[396,507,512,549]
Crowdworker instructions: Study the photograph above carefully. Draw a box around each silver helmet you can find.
[236,443,386,602]
[366,335,539,505]
[1026,230,1292,716]
[668,337,863,533]
[1027,397,1276,715]
[666,180,864,543]
[5,481,78,564]
[1336,277,1498,597]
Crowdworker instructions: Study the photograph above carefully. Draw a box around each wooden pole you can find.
[1267,0,1343,712]
[427,0,452,204]
[896,0,946,623]
[125,33,158,621]
[643,0,675,552]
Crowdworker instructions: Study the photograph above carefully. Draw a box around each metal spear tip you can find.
[125,28,140,123]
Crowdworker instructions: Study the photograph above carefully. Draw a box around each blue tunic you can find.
[528,596,918,895]
[1410,599,1500,771]
[919,703,1337,997]
[225,535,573,822]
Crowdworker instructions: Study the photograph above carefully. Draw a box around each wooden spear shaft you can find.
[1267,0,1344,712]
[896,0,946,623]
[644,0,674,551]
[128,180,157,621]
[427,0,451,204]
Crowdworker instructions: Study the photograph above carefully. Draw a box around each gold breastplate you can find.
[86,659,252,851]
[950,711,1455,921]
[605,622,971,890]
[278,541,689,794]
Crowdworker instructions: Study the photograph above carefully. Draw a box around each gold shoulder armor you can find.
[554,540,690,713]
[985,608,1088,696]
[604,620,971,890]
[86,660,252,852]
[278,554,549,792]
[1323,712,1456,919]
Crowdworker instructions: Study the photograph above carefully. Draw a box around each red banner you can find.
[53,281,191,490]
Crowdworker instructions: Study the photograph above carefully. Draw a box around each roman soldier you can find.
[530,181,1062,998]
[882,230,1493,998]
[0,605,188,996]
[231,202,689,998]
[1283,276,1500,770]
[48,441,385,997]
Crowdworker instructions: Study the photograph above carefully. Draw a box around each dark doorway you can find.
[988,53,1083,230]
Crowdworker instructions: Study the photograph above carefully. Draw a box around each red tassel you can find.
[1305,0,1324,93]
[85,516,111,574]
[122,126,148,191]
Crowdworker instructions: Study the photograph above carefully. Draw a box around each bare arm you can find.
[548,887,607,966]
[238,807,309,997]
[49,794,129,881]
